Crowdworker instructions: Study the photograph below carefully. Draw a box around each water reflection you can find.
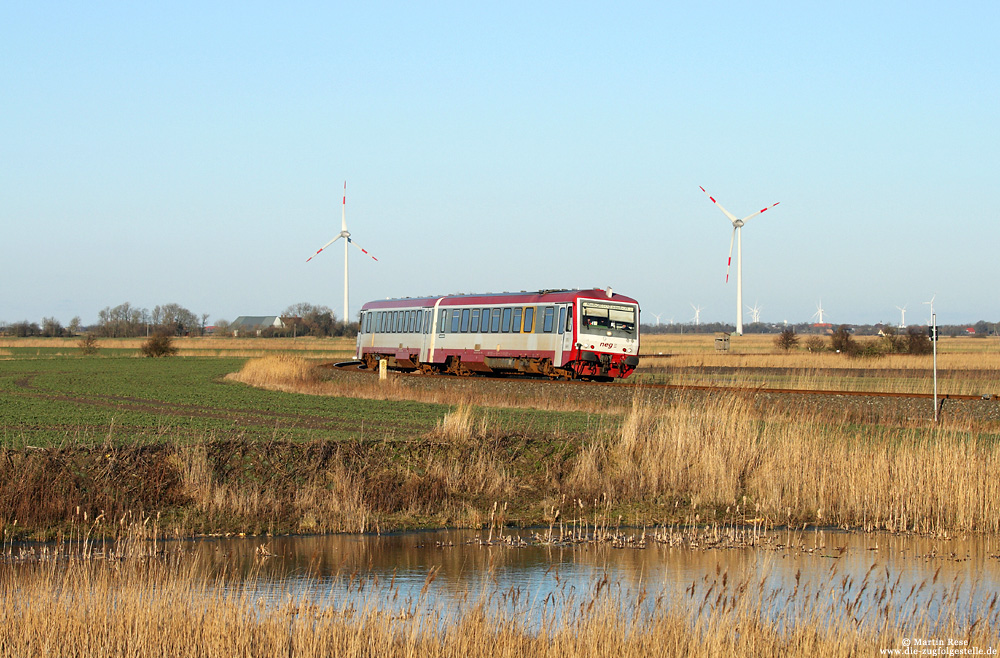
[176,527,1000,625]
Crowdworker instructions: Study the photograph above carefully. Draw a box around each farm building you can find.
[229,316,297,336]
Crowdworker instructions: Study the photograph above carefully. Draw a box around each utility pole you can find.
[931,312,939,422]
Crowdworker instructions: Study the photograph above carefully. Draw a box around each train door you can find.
[426,298,445,363]
[554,304,573,366]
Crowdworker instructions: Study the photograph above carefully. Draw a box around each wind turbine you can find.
[700,186,779,336]
[306,182,379,324]
[812,301,826,324]
[896,305,907,329]
[652,312,663,327]
[690,303,703,326]
[922,294,936,324]
[746,301,762,324]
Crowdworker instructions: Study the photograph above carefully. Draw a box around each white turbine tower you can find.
[812,301,826,324]
[896,305,907,329]
[652,313,663,327]
[700,187,779,336]
[691,303,703,326]
[306,182,379,324]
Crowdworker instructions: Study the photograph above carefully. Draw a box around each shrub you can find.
[78,334,100,356]
[830,325,856,355]
[804,336,826,352]
[774,328,799,351]
[906,326,932,355]
[140,332,178,358]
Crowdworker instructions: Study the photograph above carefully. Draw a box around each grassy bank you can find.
[2,356,998,540]
[1,549,996,657]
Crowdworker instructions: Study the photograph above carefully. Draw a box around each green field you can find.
[0,356,598,447]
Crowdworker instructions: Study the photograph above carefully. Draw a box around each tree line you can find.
[0,302,357,338]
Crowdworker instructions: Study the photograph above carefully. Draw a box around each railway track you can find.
[329,362,997,402]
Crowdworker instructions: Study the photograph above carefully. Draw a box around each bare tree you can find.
[41,317,64,337]
[774,328,799,351]
[830,325,856,355]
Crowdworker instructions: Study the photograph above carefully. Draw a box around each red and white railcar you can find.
[355,288,640,380]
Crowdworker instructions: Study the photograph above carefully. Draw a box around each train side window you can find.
[460,309,470,332]
[481,308,491,333]
[501,308,512,332]
[511,308,522,333]
[557,307,566,335]
[470,309,480,333]
[566,307,574,332]
[391,311,398,333]
[523,307,534,333]
[542,306,555,332]
[490,308,501,333]
[403,310,411,333]
[439,310,447,333]
[422,310,429,334]
[451,310,461,333]
[364,312,371,333]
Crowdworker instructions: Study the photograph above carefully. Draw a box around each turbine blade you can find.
[346,237,378,262]
[341,181,348,232]
[740,201,780,224]
[725,226,736,283]
[700,186,738,223]
[306,236,342,262]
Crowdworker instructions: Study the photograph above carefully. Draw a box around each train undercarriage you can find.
[361,352,639,381]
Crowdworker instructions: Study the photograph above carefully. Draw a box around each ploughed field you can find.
[1,334,999,540]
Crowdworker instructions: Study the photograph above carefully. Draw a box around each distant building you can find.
[229,316,284,336]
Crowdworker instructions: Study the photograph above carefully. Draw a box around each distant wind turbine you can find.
[652,312,663,327]
[812,301,827,324]
[306,182,379,324]
[700,186,780,336]
[746,301,762,324]
[896,305,907,329]
[922,294,936,324]
[691,303,703,326]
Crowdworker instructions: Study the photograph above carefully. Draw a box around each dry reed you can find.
[569,395,1000,533]
[0,549,995,657]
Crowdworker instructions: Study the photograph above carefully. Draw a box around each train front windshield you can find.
[580,302,636,339]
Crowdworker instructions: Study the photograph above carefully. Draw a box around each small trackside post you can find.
[379,359,387,381]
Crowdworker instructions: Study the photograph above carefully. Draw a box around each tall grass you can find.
[0,551,995,656]
[568,395,1000,533]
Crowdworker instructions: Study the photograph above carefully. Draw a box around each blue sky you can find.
[2,2,997,327]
